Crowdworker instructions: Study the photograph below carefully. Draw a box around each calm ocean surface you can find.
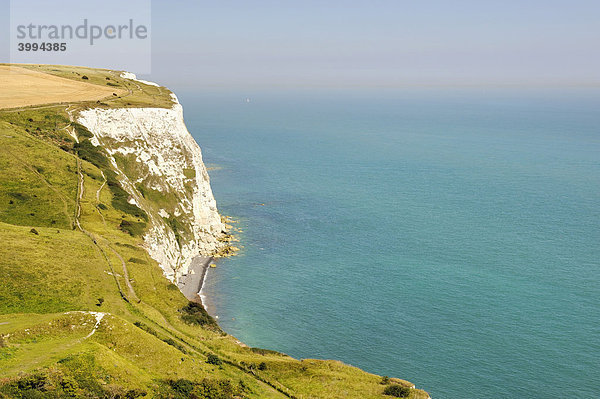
[179,88,599,398]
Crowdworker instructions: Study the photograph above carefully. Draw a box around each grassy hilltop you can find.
[0,64,428,399]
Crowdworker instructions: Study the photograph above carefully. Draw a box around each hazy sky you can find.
[1,0,599,88]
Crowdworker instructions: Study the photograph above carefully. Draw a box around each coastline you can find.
[0,64,434,399]
[177,255,213,304]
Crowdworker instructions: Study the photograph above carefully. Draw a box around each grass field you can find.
[18,64,175,109]
[0,65,127,109]
[0,64,430,398]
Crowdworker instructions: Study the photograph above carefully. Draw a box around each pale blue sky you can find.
[1,0,599,88]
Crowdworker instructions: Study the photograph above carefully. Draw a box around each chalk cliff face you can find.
[77,87,224,281]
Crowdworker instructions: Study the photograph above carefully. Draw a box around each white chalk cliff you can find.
[77,80,225,281]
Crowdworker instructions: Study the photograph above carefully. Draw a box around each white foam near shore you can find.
[198,265,210,305]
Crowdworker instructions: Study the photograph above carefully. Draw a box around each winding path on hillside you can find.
[74,158,128,302]
[96,170,106,202]
[108,245,140,303]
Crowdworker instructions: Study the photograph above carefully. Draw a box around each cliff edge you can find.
[78,77,225,281]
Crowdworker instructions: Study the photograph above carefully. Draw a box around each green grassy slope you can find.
[0,65,429,399]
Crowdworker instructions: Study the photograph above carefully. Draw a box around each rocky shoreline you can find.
[177,255,213,303]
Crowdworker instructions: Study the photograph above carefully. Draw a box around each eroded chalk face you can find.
[78,91,225,282]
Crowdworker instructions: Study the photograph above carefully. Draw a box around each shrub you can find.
[119,219,146,237]
[206,354,222,366]
[257,362,267,371]
[163,378,238,399]
[9,192,28,201]
[383,384,411,397]
[71,122,94,139]
[97,203,108,210]
[169,379,195,395]
[238,379,249,393]
[381,376,390,384]
[106,172,148,221]
[60,376,79,396]
[16,374,46,390]
[133,321,158,337]
[81,75,89,80]
[125,388,147,398]
[162,338,187,354]
[166,283,179,291]
[180,302,218,329]
[74,139,110,169]
[167,217,183,248]
[193,379,236,399]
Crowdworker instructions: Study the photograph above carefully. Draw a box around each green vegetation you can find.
[73,139,109,169]
[0,121,76,229]
[167,216,185,248]
[119,219,147,237]
[106,174,148,222]
[133,321,187,354]
[0,222,119,314]
[165,378,244,399]
[71,123,147,225]
[180,301,219,330]
[206,354,223,366]
[383,384,411,397]
[0,64,429,399]
[183,168,196,179]
[0,108,73,150]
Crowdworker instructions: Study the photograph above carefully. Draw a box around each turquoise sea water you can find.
[180,88,599,398]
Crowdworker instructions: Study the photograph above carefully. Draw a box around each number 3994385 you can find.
[17,42,67,51]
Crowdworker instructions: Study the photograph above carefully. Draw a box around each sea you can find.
[177,87,599,399]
